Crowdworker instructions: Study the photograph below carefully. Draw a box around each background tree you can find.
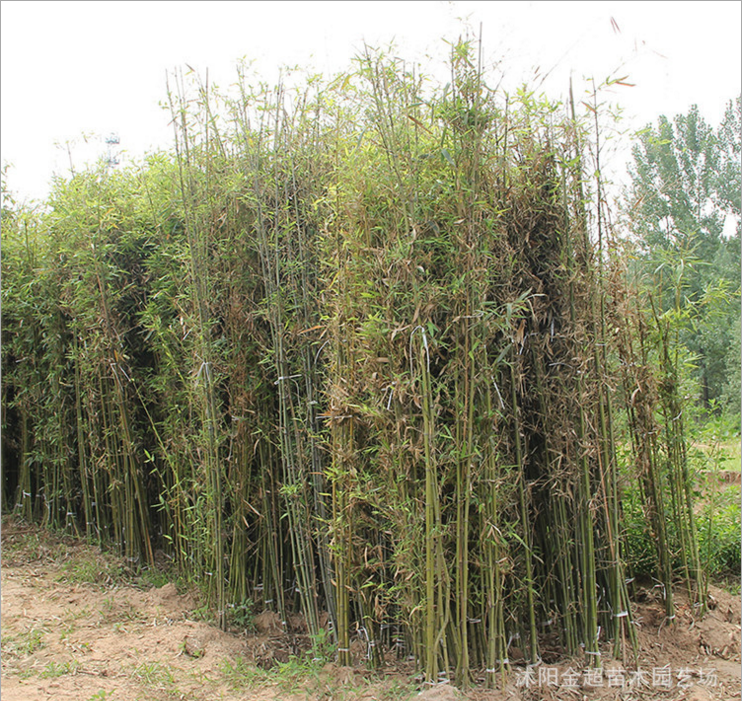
[624,98,741,411]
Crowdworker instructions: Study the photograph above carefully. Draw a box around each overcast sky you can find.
[2,1,740,204]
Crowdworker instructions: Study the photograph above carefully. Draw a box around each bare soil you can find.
[1,520,740,701]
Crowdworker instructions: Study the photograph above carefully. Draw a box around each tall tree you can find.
[624,99,741,408]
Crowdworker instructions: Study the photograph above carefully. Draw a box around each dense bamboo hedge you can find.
[1,45,705,685]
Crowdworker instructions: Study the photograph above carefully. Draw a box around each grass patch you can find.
[378,678,417,701]
[0,519,75,566]
[56,551,126,588]
[693,419,742,580]
[219,656,270,689]
[698,483,742,578]
[131,660,178,691]
[218,654,417,701]
[694,411,741,473]
[219,654,325,693]
[96,596,145,625]
[40,660,81,678]
[694,438,741,475]
[621,478,741,582]
[1,627,47,658]
[272,656,327,693]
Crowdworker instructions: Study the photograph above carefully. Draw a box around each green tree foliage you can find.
[624,98,741,410]
[716,97,742,236]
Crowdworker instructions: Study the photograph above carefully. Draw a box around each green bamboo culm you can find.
[1,37,710,685]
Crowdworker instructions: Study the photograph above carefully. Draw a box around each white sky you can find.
[2,0,741,205]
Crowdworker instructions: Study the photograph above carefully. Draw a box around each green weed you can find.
[226,597,255,631]
[308,628,336,662]
[219,656,269,689]
[97,596,143,624]
[1,627,46,657]
[131,660,177,689]
[56,552,126,588]
[699,485,742,577]
[40,660,80,678]
[87,691,114,701]
[59,621,76,642]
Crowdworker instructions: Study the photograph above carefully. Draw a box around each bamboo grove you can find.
[1,45,707,686]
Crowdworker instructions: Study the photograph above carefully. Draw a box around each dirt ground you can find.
[1,520,740,701]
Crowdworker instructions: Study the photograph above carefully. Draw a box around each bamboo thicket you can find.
[1,41,705,684]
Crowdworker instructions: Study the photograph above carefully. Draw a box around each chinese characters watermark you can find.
[514,665,718,689]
